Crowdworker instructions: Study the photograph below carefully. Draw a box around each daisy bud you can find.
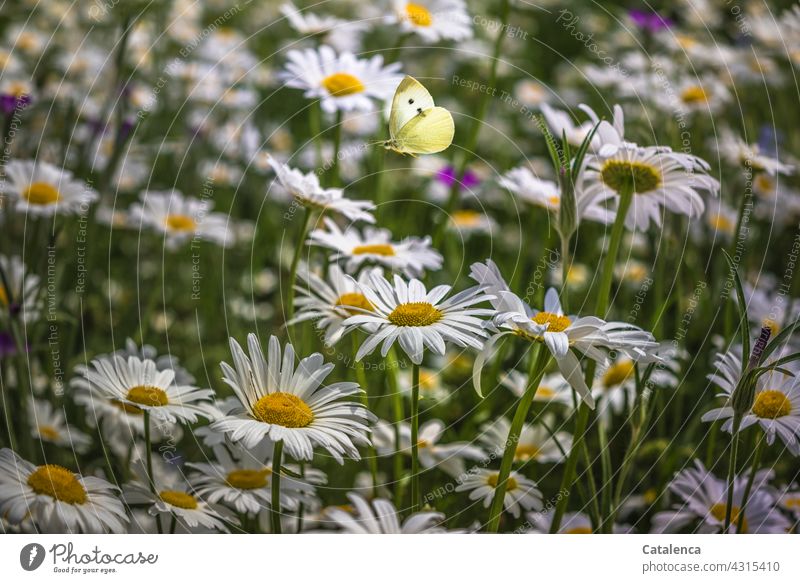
[732,327,771,417]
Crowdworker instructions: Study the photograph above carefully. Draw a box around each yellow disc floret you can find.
[352,244,395,256]
[388,302,443,327]
[322,73,365,97]
[752,390,792,419]
[160,490,198,509]
[252,392,314,427]
[27,465,87,504]
[405,3,432,26]
[600,160,662,194]
[126,386,169,407]
[226,468,271,490]
[23,182,61,206]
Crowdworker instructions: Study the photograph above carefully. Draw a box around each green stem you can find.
[736,430,765,533]
[286,207,312,322]
[560,233,571,313]
[433,0,510,248]
[352,334,379,497]
[550,185,634,533]
[271,440,284,534]
[143,410,162,534]
[486,345,550,533]
[595,188,634,317]
[328,110,343,187]
[723,415,742,533]
[309,101,323,167]
[388,352,404,505]
[410,363,421,512]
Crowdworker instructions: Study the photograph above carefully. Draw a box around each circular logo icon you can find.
[20,543,46,571]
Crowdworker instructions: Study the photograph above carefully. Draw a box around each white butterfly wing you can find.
[389,76,435,139]
[395,106,455,155]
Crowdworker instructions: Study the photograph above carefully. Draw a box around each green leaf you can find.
[722,250,750,374]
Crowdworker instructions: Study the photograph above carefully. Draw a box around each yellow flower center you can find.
[126,386,169,407]
[643,488,658,505]
[405,3,432,26]
[602,360,635,388]
[27,465,87,505]
[564,526,593,534]
[784,497,800,509]
[321,72,365,97]
[762,318,781,335]
[709,213,734,234]
[335,292,374,316]
[487,473,518,491]
[751,390,792,419]
[535,385,555,398]
[159,490,198,509]
[38,425,61,441]
[417,439,429,449]
[681,85,709,105]
[710,503,747,533]
[23,182,61,206]
[252,392,314,427]
[419,370,437,391]
[352,244,395,256]
[754,174,774,194]
[165,214,197,232]
[600,160,662,195]
[111,399,145,415]
[225,468,271,490]
[675,34,698,50]
[514,444,540,462]
[532,312,571,333]
[547,195,560,207]
[0,285,8,306]
[388,302,443,326]
[451,210,482,228]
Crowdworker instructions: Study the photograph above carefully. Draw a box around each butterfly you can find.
[383,76,454,156]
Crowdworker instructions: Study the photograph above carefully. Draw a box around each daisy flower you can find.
[651,460,790,533]
[501,370,574,407]
[128,189,234,249]
[290,264,382,345]
[342,272,493,365]
[498,166,613,225]
[28,398,91,452]
[539,103,626,154]
[0,160,97,216]
[376,419,485,477]
[456,468,542,518]
[326,493,447,533]
[702,351,800,455]
[280,45,401,114]
[398,366,449,401]
[212,334,372,461]
[309,217,443,277]
[388,0,473,43]
[655,76,730,114]
[715,128,794,176]
[0,254,41,322]
[479,417,572,464]
[0,448,127,533]
[447,209,495,236]
[123,467,233,533]
[187,441,316,515]
[268,158,375,223]
[470,260,658,406]
[80,354,215,424]
[580,144,720,230]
